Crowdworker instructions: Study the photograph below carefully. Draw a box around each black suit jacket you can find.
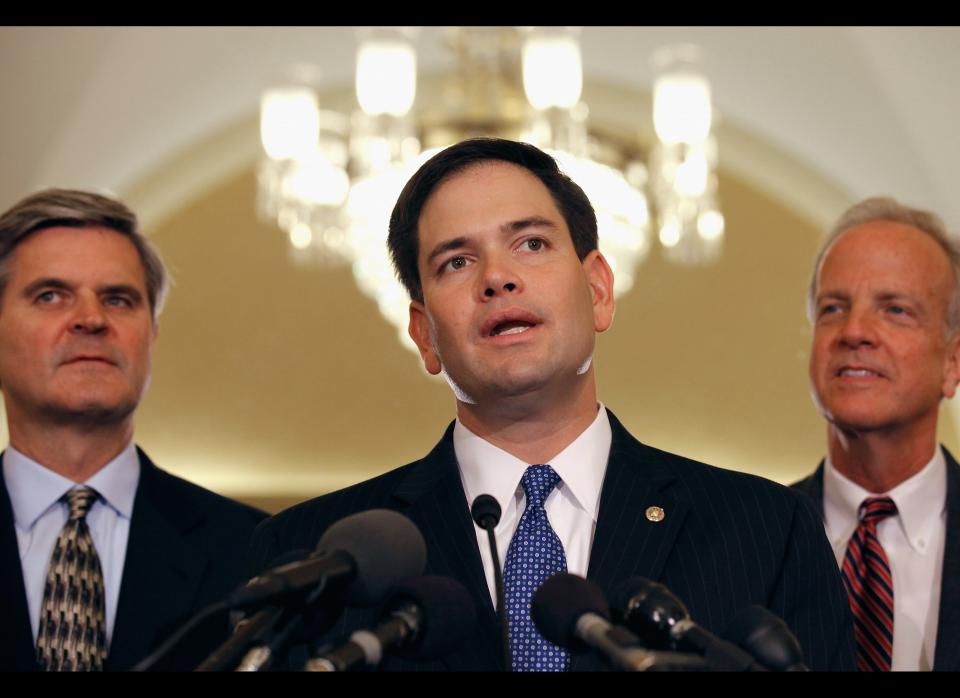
[248,410,855,671]
[792,447,960,671]
[0,448,266,671]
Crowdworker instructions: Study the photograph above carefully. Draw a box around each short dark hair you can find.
[0,188,169,320]
[387,138,599,302]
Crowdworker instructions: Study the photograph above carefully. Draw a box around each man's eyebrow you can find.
[21,277,72,297]
[874,290,918,303]
[499,215,558,234]
[816,290,850,303]
[817,289,922,305]
[425,236,470,267]
[99,284,144,302]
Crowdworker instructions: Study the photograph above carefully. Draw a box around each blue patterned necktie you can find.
[503,464,570,671]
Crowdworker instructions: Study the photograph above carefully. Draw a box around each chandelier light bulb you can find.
[260,87,320,160]
[522,34,583,110]
[659,219,681,248]
[284,151,350,207]
[698,209,725,241]
[653,71,712,146]
[289,223,313,250]
[356,39,417,116]
[674,151,709,197]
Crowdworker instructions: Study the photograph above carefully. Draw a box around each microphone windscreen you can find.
[611,576,689,648]
[470,494,502,529]
[722,605,807,671]
[316,509,427,606]
[388,575,478,660]
[531,572,610,648]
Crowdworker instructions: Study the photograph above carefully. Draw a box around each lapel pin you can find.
[645,506,665,523]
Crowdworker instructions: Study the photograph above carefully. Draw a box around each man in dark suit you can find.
[0,189,265,671]
[793,197,960,671]
[249,138,854,671]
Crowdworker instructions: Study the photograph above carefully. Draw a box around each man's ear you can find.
[942,331,960,399]
[583,250,616,333]
[409,301,442,375]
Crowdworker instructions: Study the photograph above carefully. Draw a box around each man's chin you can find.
[40,399,138,427]
[463,372,555,404]
[827,409,914,436]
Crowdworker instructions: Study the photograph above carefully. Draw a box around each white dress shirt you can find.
[823,447,946,671]
[4,443,140,646]
[456,403,612,608]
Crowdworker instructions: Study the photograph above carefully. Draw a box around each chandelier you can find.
[257,28,723,351]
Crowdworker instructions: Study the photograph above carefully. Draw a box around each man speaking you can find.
[248,139,854,671]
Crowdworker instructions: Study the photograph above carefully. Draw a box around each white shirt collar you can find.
[823,446,947,555]
[4,442,140,529]
[455,403,611,522]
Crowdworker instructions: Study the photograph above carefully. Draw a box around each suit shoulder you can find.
[270,460,419,523]
[789,471,819,496]
[145,463,267,529]
[639,442,810,510]
[249,459,423,564]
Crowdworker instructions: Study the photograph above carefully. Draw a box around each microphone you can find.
[200,510,427,671]
[305,575,478,671]
[611,577,765,671]
[229,509,427,610]
[471,494,501,530]
[723,605,808,671]
[470,494,511,672]
[532,573,707,672]
[198,549,314,672]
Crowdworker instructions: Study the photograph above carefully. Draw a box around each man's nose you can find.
[479,257,521,300]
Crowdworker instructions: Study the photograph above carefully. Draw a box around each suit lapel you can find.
[934,448,960,670]
[571,412,689,671]
[586,412,688,594]
[107,450,208,670]
[0,458,41,671]
[392,424,503,671]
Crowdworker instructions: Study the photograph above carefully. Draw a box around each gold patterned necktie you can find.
[35,487,108,671]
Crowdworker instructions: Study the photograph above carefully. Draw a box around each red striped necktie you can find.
[841,496,897,672]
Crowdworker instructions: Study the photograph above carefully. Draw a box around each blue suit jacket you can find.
[791,447,960,671]
[248,410,855,671]
[0,448,266,671]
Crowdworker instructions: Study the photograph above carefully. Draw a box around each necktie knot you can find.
[858,496,897,525]
[520,464,561,509]
[64,487,99,521]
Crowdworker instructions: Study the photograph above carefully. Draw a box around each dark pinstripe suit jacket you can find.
[247,410,855,671]
[792,447,960,671]
[0,448,266,671]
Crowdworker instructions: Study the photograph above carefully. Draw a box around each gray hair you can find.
[806,196,960,336]
[0,188,169,320]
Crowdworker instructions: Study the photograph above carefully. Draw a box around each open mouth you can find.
[490,320,536,337]
[482,310,541,339]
